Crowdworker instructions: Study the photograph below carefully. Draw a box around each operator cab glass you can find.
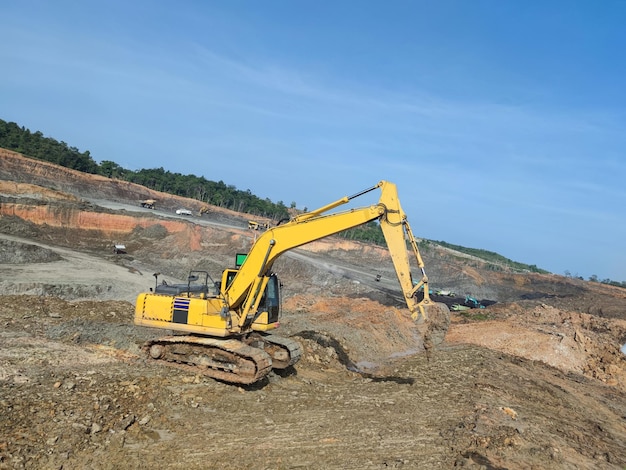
[259,274,280,323]
[223,268,280,323]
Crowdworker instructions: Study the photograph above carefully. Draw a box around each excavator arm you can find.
[225,181,436,326]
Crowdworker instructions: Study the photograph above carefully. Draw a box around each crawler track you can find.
[246,333,303,369]
[143,335,273,385]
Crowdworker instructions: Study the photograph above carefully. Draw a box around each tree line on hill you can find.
[0,119,290,220]
[2,118,623,287]
[433,240,549,274]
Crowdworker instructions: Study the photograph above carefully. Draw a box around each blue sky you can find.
[2,1,625,281]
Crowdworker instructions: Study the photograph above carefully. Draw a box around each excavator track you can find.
[246,333,303,369]
[143,335,273,385]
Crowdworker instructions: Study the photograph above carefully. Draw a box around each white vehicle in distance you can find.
[175,208,193,216]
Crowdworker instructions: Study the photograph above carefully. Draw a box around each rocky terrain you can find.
[1,149,626,469]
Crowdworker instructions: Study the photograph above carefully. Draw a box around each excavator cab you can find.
[254,273,280,325]
[221,254,281,329]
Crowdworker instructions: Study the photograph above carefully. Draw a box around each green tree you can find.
[99,160,125,178]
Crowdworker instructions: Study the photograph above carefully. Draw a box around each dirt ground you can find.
[1,151,626,469]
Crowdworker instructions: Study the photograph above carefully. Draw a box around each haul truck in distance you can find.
[134,181,450,384]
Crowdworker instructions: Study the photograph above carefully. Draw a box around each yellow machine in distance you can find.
[248,220,270,231]
[134,181,449,384]
[140,199,156,209]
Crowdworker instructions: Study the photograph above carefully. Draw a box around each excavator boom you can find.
[226,181,434,324]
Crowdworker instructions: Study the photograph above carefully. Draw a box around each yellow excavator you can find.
[134,181,450,384]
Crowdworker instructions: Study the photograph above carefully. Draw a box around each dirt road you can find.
[0,234,154,302]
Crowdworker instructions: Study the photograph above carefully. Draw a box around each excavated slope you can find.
[1,148,626,469]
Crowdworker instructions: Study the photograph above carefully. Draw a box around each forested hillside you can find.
[0,119,289,220]
[0,119,99,173]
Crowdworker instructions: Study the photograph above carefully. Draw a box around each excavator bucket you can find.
[419,302,451,348]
